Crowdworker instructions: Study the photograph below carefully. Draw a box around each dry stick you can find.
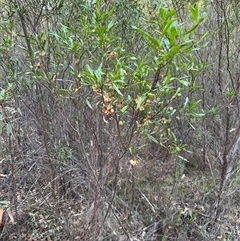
[211,0,228,222]
[15,0,58,210]
[214,116,240,221]
[15,1,33,56]
[96,115,137,238]
[1,100,21,239]
[64,106,125,238]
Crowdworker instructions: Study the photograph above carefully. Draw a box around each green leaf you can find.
[161,19,177,38]
[95,64,104,82]
[17,107,22,115]
[189,99,201,112]
[86,99,93,109]
[183,97,189,109]
[159,7,176,20]
[0,122,2,135]
[56,0,64,10]
[168,44,182,58]
[147,133,158,144]
[162,37,170,51]
[178,155,188,162]
[6,123,12,136]
[163,71,171,85]
[165,9,176,19]
[107,20,114,32]
[133,27,160,49]
[86,64,93,76]
[0,200,10,207]
[136,95,147,110]
[121,105,128,113]
[193,112,205,117]
[190,4,199,21]
[168,26,177,45]
[186,18,204,34]
[180,79,190,87]
[112,83,123,96]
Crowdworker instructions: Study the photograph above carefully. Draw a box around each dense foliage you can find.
[0,0,240,240]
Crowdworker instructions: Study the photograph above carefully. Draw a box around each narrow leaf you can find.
[189,99,201,111]
[190,4,199,21]
[186,18,204,35]
[121,105,128,113]
[180,79,190,87]
[112,83,123,96]
[147,134,159,144]
[183,97,189,109]
[161,19,177,38]
[136,95,147,110]
[134,27,160,49]
[86,99,93,109]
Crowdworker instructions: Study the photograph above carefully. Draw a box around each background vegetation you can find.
[0,0,240,240]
